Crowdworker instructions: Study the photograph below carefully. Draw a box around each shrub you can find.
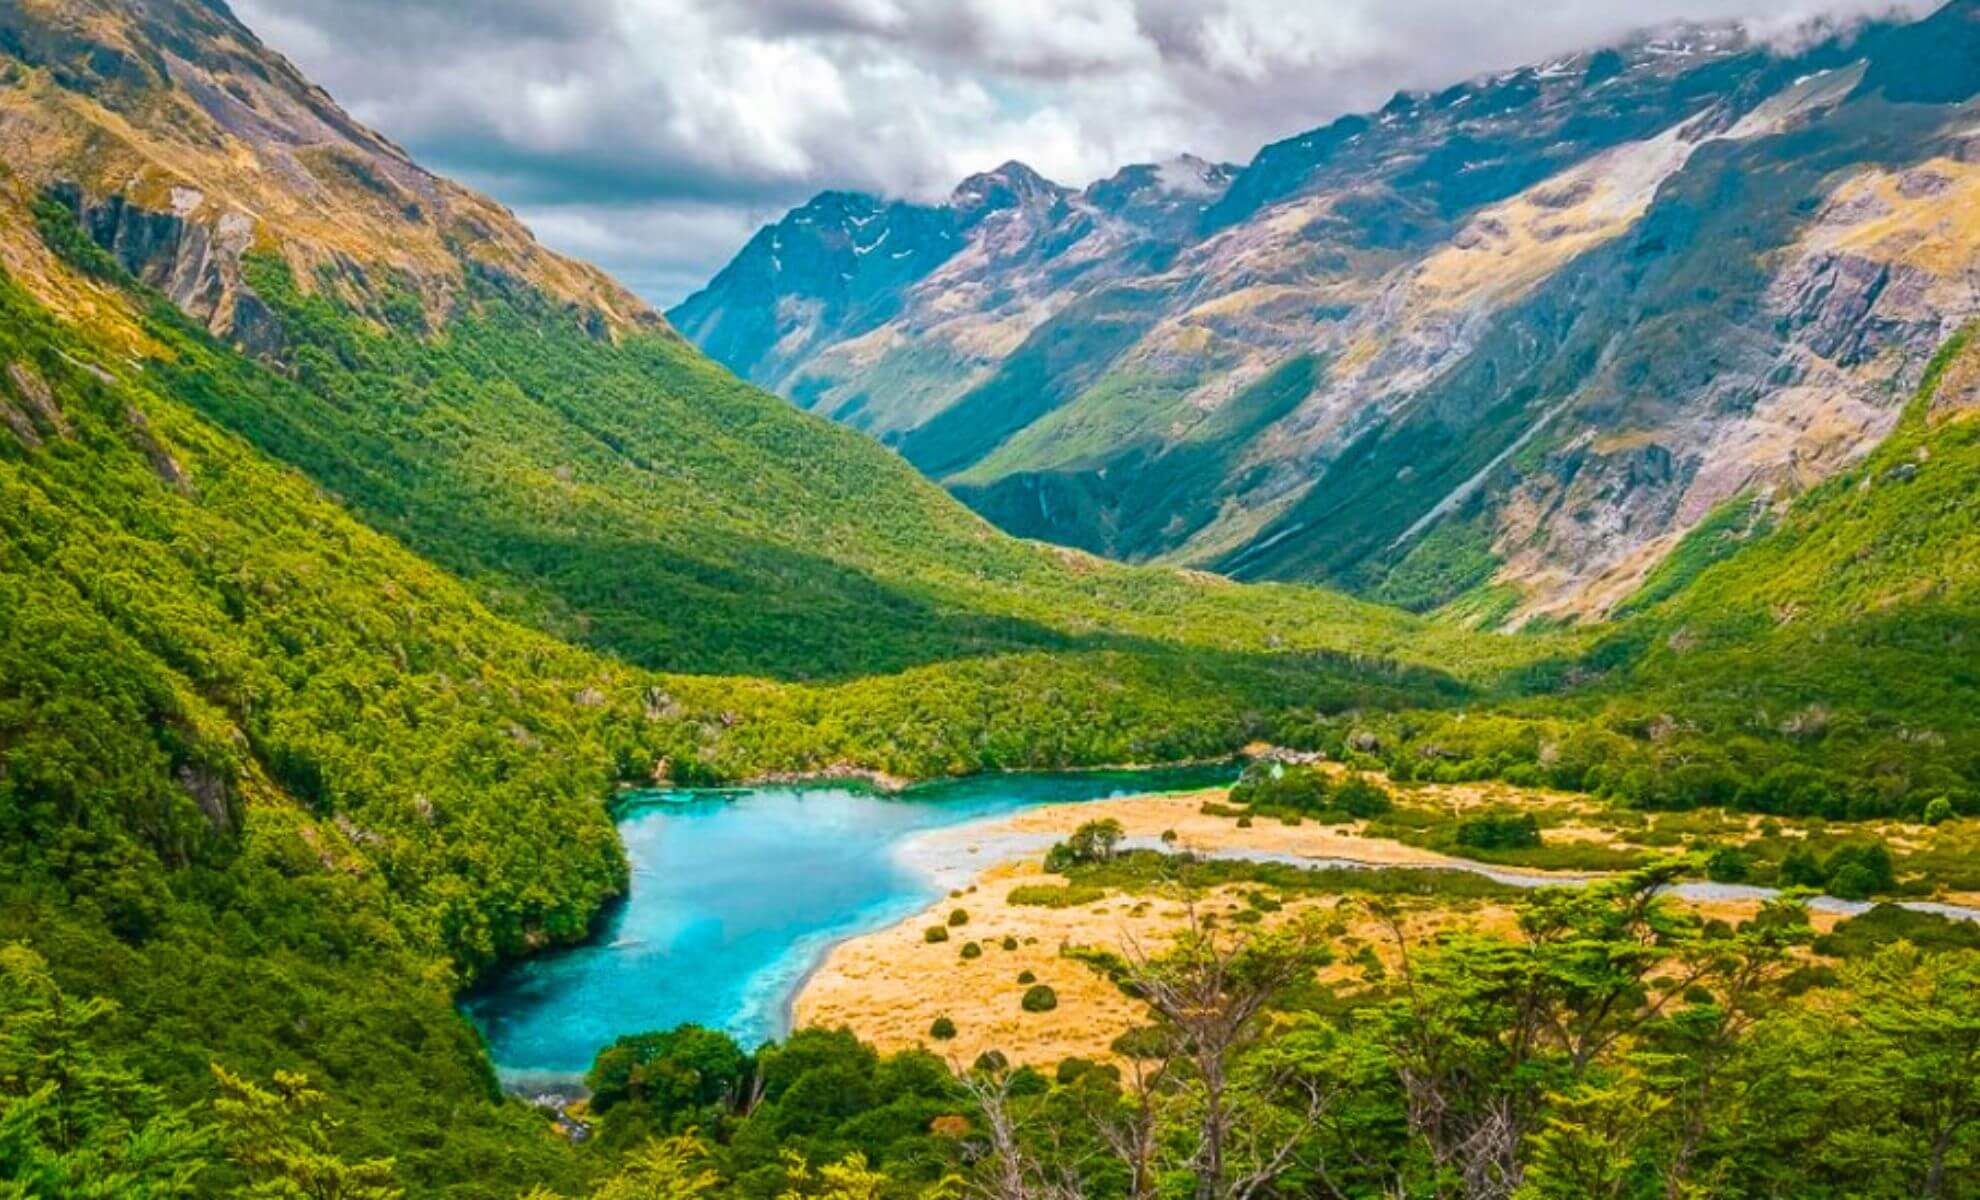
[929,1017,957,1041]
[1827,863,1879,901]
[1231,762,1330,811]
[1822,842,1896,898]
[1110,1026,1168,1060]
[1001,936,1018,951]
[1056,1057,1118,1086]
[960,941,982,960]
[1021,984,1059,1013]
[1334,775,1393,819]
[1924,796,1955,826]
[1007,884,1107,908]
[948,908,969,927]
[1814,904,1980,958]
[1705,846,1750,883]
[1455,812,1542,851]
[1778,844,1826,889]
[1017,970,1036,985]
[924,925,950,944]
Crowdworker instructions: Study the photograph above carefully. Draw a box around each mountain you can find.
[669,155,1237,442]
[676,2,1980,626]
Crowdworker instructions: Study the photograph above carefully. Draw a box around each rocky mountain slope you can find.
[0,0,650,343]
[675,1,1980,625]
[669,154,1237,442]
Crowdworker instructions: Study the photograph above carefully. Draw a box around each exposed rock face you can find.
[677,0,1980,623]
[176,763,235,835]
[669,157,1238,441]
[0,0,655,345]
[4,362,69,439]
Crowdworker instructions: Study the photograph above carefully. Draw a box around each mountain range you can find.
[673,2,1980,624]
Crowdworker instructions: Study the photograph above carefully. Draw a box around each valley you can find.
[0,0,1975,1197]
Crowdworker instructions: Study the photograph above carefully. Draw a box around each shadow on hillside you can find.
[465,519,1474,704]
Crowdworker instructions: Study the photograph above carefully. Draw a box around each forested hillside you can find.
[1328,326,1980,819]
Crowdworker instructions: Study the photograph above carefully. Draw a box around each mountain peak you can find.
[1083,155,1236,225]
[951,160,1066,213]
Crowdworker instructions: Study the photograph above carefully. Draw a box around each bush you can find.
[1705,846,1750,883]
[1455,812,1542,851]
[1021,984,1059,1013]
[1055,1057,1118,1087]
[1778,840,1897,898]
[1822,842,1896,898]
[1814,904,1980,958]
[1924,796,1955,826]
[1001,936,1018,951]
[1007,884,1107,908]
[1231,762,1331,811]
[1827,863,1879,901]
[948,908,969,927]
[1779,844,1826,889]
[1110,1026,1169,1060]
[924,925,950,944]
[1017,970,1036,985]
[960,942,982,960]
[1334,775,1393,819]
[929,1017,957,1041]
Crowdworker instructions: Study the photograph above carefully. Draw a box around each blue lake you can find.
[461,766,1235,1087]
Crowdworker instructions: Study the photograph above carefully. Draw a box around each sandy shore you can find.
[792,789,1514,1067]
[792,788,1859,1068]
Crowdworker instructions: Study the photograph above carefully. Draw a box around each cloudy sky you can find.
[230,0,1926,307]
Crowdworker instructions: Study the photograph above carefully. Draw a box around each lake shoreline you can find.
[794,788,1980,1064]
[470,767,1240,1088]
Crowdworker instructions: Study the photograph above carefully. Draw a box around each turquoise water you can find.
[462,766,1235,1086]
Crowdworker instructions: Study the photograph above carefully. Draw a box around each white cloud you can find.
[230,0,1934,306]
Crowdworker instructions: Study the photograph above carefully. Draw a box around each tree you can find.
[597,1134,725,1200]
[1373,869,1722,1199]
[1838,946,1978,1198]
[1120,909,1334,1200]
[209,1066,400,1200]
[587,1026,752,1130]
[1512,1070,1668,1200]
[0,945,211,1199]
[1048,821,1126,871]
[954,1068,1077,1200]
[519,1131,723,1200]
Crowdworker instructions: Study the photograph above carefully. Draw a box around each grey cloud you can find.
[229,0,1937,306]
